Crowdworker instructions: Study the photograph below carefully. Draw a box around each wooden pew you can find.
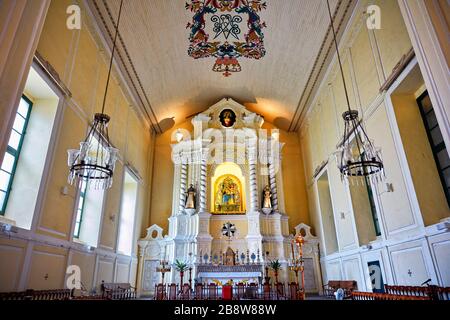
[0,289,74,301]
[154,284,166,300]
[385,284,450,300]
[101,282,136,300]
[323,280,357,299]
[194,283,204,300]
[436,286,450,300]
[206,283,218,300]
[179,284,191,300]
[384,285,430,298]
[71,295,110,300]
[352,291,430,300]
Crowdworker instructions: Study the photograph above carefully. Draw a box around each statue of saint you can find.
[185,184,196,209]
[262,185,272,208]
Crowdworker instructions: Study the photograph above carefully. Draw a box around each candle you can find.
[290,241,295,261]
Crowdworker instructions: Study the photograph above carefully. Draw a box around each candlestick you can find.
[290,241,295,260]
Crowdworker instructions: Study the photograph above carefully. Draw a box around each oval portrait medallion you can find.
[219,109,236,128]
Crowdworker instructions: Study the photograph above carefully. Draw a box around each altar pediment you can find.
[192,98,264,132]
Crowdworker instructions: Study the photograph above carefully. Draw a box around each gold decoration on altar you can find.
[225,247,236,266]
[213,174,244,214]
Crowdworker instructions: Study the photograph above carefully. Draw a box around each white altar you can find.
[136,99,323,297]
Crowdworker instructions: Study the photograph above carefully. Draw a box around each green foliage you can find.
[269,259,281,272]
[174,259,188,272]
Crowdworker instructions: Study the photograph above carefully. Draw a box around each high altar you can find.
[136,99,322,296]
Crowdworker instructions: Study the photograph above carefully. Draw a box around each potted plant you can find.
[174,260,188,288]
[269,260,282,284]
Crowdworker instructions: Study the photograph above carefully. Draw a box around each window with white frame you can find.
[0,66,60,229]
[117,170,138,256]
[0,96,32,216]
[72,136,106,247]
[73,180,87,238]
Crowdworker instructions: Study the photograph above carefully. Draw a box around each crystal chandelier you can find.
[67,0,124,190]
[326,0,384,183]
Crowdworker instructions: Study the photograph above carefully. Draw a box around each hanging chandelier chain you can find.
[326,0,352,113]
[101,0,124,115]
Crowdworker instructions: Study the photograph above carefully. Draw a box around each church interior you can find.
[0,0,449,302]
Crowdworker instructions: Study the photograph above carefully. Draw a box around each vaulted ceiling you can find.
[87,0,355,133]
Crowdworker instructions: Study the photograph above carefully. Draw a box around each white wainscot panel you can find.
[428,233,450,286]
[342,256,365,291]
[115,261,130,283]
[96,258,114,287]
[360,248,393,291]
[0,245,24,291]
[325,259,342,281]
[389,244,431,286]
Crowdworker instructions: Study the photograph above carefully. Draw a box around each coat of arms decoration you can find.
[186,0,267,77]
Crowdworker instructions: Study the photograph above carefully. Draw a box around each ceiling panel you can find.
[89,0,354,132]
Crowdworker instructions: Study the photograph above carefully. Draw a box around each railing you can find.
[154,282,303,301]
[0,289,74,301]
[384,284,450,301]
[352,291,431,300]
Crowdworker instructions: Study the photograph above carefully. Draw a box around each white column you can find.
[246,145,262,256]
[0,0,50,158]
[136,244,146,297]
[178,162,188,214]
[248,144,260,213]
[199,151,208,213]
[268,161,279,212]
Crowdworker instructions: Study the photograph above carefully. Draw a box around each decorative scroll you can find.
[186,0,267,77]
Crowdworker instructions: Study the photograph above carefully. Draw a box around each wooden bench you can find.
[385,284,450,300]
[0,289,74,301]
[71,295,110,300]
[194,283,204,300]
[436,286,450,300]
[101,282,136,300]
[323,280,357,299]
[352,291,430,300]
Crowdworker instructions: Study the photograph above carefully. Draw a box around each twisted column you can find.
[178,163,188,214]
[199,156,207,213]
[249,162,259,212]
[269,161,279,212]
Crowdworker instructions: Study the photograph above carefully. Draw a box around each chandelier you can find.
[326,0,384,183]
[67,0,124,190]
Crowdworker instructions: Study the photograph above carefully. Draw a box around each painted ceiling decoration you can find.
[186,0,267,77]
[87,0,354,132]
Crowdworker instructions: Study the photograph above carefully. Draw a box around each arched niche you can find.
[210,162,246,214]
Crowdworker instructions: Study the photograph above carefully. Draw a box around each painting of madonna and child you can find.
[214,175,245,214]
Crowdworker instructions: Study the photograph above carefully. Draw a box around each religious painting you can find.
[214,174,244,214]
[219,109,236,127]
[186,0,267,77]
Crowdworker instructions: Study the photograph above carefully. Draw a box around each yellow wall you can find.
[149,121,191,231]
[210,219,248,240]
[0,0,154,291]
[392,93,450,225]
